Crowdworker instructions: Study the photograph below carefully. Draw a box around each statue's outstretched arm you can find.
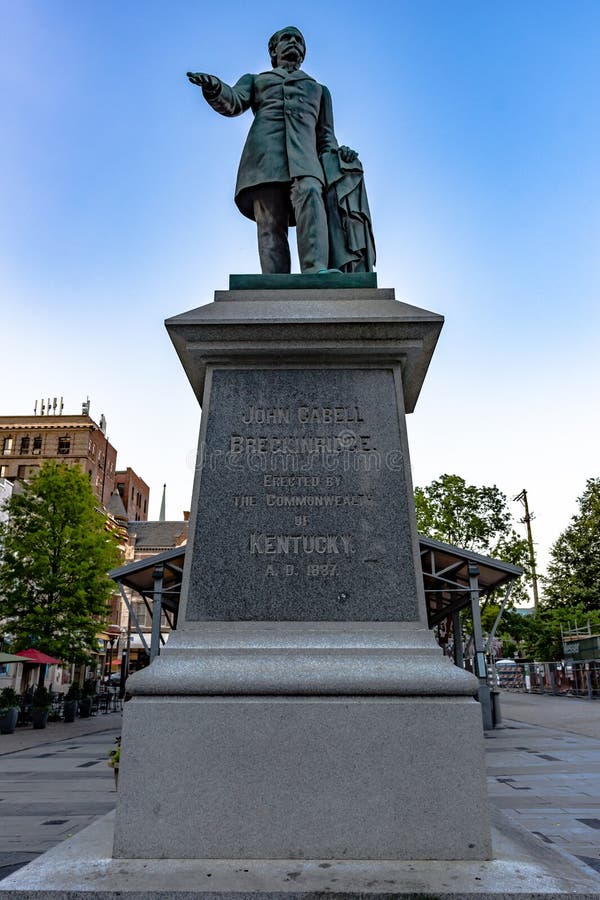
[186,72,254,118]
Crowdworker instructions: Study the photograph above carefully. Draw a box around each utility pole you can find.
[514,489,539,611]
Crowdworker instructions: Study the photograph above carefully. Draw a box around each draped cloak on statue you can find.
[321,150,376,273]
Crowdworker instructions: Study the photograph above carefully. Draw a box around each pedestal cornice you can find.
[165,288,443,413]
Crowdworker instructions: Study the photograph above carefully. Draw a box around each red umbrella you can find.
[15,649,62,665]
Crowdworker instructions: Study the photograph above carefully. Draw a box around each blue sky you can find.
[1,1,598,580]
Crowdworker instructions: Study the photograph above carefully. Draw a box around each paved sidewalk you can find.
[488,691,600,875]
[499,690,600,739]
[0,718,120,879]
[1,693,599,885]
[0,710,122,755]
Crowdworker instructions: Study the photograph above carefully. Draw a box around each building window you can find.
[17,464,38,478]
[57,436,71,455]
[32,436,42,453]
[20,436,30,453]
[133,601,151,629]
[2,437,13,455]
[143,499,147,513]
[117,483,124,498]
[0,465,7,477]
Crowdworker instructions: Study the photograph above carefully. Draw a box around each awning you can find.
[0,651,34,664]
[16,649,62,665]
[419,536,523,627]
[109,549,185,615]
[129,633,170,649]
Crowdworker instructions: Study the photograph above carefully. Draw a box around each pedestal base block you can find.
[4,809,600,900]
[113,694,491,860]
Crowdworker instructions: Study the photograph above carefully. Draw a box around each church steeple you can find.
[159,483,166,522]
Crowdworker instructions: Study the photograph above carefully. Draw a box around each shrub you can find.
[0,687,20,712]
[65,683,81,701]
[32,686,52,709]
[83,678,97,698]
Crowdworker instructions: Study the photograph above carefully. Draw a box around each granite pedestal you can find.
[112,282,491,860]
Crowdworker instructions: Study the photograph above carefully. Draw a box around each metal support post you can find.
[485,581,514,651]
[586,664,593,700]
[117,583,149,654]
[452,610,464,668]
[548,665,557,696]
[151,564,164,662]
[469,564,493,730]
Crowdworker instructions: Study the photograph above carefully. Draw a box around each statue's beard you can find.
[279,47,303,67]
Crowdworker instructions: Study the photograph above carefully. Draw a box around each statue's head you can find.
[268,26,306,68]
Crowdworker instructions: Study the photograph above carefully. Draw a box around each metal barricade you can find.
[94,690,123,714]
[491,659,600,698]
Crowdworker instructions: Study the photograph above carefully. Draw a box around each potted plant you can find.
[78,678,96,718]
[63,683,81,723]
[0,688,20,734]
[108,736,121,789]
[31,686,52,729]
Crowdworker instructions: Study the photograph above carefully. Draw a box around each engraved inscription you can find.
[265,493,371,507]
[241,405,364,425]
[230,434,373,453]
[250,533,353,556]
[307,563,338,576]
[232,401,375,584]
[242,407,290,424]
[186,368,418,622]
[297,406,364,424]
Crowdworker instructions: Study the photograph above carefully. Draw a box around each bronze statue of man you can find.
[187,27,369,274]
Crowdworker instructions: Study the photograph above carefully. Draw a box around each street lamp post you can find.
[105,635,118,683]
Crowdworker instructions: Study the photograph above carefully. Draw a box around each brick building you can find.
[0,410,117,507]
[0,404,148,512]
[114,467,150,521]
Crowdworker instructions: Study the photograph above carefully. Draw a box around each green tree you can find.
[543,477,600,612]
[414,474,529,566]
[480,604,532,657]
[520,604,600,661]
[0,462,120,684]
[414,473,530,613]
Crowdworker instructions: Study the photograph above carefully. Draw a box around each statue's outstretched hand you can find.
[339,145,359,163]
[186,72,221,95]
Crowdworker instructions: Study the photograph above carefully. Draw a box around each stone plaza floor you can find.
[0,711,121,879]
[0,694,598,882]
[487,693,600,876]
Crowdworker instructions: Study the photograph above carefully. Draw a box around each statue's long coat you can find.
[203,67,339,221]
